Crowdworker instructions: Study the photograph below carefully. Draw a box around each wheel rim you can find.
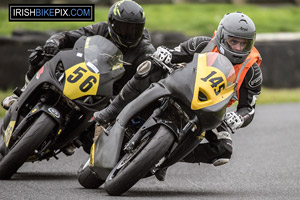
[108,134,152,180]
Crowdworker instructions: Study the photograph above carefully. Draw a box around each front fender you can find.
[2,103,62,148]
[0,103,62,156]
[134,116,180,142]
[26,103,63,125]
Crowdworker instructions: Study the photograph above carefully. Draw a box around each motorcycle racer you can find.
[1,0,155,110]
[93,12,263,181]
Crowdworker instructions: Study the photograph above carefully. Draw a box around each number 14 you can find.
[201,71,225,95]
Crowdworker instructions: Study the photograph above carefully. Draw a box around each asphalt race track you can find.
[0,103,300,200]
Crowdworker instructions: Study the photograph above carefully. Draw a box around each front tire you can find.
[0,113,56,179]
[104,125,175,196]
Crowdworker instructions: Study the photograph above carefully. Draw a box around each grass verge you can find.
[0,4,300,36]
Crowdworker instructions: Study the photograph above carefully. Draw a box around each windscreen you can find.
[206,52,236,88]
[84,36,123,74]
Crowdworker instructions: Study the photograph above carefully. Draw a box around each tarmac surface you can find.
[0,103,300,199]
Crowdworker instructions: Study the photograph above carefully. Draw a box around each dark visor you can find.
[112,20,145,43]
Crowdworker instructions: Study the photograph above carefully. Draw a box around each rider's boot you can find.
[1,74,30,110]
[211,131,232,166]
[182,128,233,166]
[93,79,141,125]
[93,60,158,125]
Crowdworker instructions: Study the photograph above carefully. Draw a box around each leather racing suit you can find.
[96,35,263,164]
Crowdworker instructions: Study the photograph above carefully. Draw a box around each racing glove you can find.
[224,112,244,133]
[44,40,59,56]
[28,46,44,66]
[153,46,172,65]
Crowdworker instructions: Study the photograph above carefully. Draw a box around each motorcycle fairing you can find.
[89,121,125,179]
[32,36,124,101]
[105,82,172,153]
[81,36,125,98]
[116,82,171,128]
[162,53,235,112]
[28,36,123,104]
[63,62,100,100]
[3,121,15,147]
[191,53,235,110]
[161,53,235,130]
[60,36,125,100]
[114,53,235,134]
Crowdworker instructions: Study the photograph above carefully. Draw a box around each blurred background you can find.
[0,0,300,116]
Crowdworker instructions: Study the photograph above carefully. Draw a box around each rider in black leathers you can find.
[1,0,155,109]
[93,12,263,180]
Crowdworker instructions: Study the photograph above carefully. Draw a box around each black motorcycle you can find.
[77,52,237,195]
[103,52,236,195]
[0,35,125,180]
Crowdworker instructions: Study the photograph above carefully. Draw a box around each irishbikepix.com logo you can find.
[9,4,94,21]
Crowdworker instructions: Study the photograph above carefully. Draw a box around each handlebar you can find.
[148,54,179,75]
[28,47,56,58]
[28,46,55,66]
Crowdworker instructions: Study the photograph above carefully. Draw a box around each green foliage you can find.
[143,3,300,36]
[0,90,13,118]
[1,4,300,36]
[258,88,300,104]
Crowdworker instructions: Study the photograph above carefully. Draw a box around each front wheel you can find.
[104,125,175,196]
[0,113,56,179]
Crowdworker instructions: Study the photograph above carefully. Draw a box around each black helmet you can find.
[215,12,256,64]
[108,0,145,48]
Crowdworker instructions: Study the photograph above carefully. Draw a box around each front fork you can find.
[123,106,163,153]
[0,102,63,156]
[123,97,203,171]
[158,116,204,169]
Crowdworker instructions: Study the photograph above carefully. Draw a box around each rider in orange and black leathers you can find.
[93,12,263,180]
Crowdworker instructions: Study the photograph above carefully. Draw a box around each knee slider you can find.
[136,60,152,78]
